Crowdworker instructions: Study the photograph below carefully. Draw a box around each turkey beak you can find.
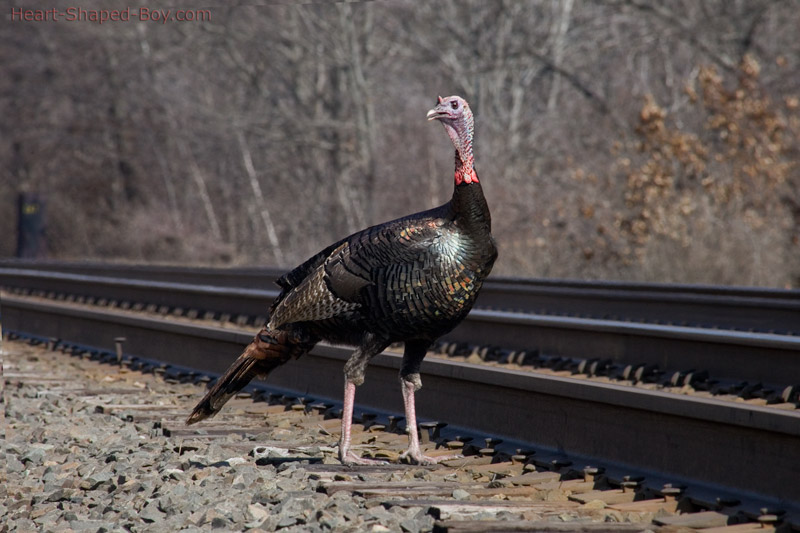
[427,106,447,121]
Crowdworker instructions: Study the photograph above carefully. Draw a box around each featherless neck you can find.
[450,131,489,231]
[453,149,478,185]
[443,111,476,185]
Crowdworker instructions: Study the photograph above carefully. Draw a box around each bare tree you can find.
[2,0,798,286]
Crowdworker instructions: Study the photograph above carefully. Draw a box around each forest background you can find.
[3,0,798,287]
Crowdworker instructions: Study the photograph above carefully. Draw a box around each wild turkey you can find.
[187,95,497,465]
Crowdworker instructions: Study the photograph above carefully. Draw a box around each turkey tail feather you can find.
[186,327,312,425]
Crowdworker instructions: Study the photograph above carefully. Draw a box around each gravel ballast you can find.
[4,337,689,532]
[3,339,442,533]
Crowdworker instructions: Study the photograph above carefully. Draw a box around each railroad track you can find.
[2,263,799,527]
[3,330,798,532]
[6,337,791,532]
[3,259,799,334]
[2,302,799,523]
[2,266,799,389]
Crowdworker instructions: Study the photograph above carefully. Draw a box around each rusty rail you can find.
[3,261,799,334]
[2,268,799,387]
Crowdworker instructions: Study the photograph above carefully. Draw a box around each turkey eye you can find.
[450,101,459,110]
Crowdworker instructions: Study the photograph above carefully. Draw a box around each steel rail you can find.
[0,268,280,318]
[2,261,799,334]
[0,260,285,290]
[453,309,800,387]
[2,268,799,387]
[3,295,799,516]
[5,259,800,297]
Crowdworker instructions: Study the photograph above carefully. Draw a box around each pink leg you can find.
[399,379,462,465]
[338,380,387,465]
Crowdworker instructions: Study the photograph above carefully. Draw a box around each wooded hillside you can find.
[3,1,798,286]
